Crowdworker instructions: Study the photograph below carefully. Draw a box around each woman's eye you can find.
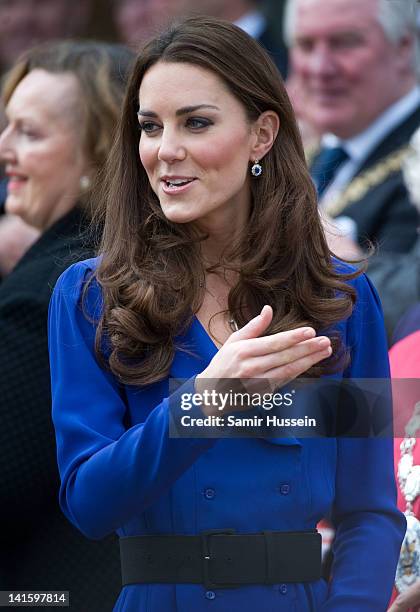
[139,121,161,134]
[186,117,212,130]
[15,123,40,139]
[20,128,40,140]
[138,117,212,134]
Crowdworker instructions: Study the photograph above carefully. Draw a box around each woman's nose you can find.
[0,125,16,163]
[157,128,187,163]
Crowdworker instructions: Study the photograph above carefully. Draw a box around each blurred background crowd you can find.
[1,1,420,611]
[0,0,287,77]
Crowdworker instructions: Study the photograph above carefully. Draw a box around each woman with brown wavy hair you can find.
[49,16,404,612]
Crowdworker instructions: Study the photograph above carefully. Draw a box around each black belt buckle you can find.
[201,529,237,590]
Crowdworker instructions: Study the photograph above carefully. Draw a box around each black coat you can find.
[367,236,420,342]
[258,25,288,79]
[0,207,120,611]
[313,105,420,252]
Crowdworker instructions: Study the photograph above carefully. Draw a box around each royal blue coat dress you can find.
[48,257,405,611]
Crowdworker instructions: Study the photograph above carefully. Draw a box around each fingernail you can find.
[303,328,315,339]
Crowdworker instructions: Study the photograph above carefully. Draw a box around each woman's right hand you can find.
[195,305,331,415]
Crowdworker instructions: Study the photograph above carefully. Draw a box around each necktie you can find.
[311,146,349,198]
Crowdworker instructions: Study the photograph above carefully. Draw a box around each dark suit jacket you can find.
[314,105,420,253]
[0,207,120,611]
[0,178,6,215]
[367,236,420,343]
[258,25,288,79]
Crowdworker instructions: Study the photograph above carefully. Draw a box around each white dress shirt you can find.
[234,10,266,40]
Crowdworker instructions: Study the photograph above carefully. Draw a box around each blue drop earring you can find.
[251,159,263,177]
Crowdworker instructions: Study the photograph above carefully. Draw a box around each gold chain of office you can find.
[305,144,411,218]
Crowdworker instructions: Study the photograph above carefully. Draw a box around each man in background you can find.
[285,0,419,252]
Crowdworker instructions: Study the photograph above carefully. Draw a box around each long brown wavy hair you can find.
[93,16,359,386]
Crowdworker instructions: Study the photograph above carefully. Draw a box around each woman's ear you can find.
[250,111,280,162]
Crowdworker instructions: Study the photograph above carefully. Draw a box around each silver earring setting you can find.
[251,159,263,177]
[80,175,91,190]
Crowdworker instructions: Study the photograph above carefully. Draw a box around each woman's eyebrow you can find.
[137,104,220,118]
[175,104,220,116]
[137,110,157,118]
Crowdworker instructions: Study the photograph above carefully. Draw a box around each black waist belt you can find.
[120,529,322,589]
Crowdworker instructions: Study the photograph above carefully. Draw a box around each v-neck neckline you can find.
[193,315,220,356]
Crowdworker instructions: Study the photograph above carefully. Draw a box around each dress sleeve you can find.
[321,274,406,611]
[48,261,216,540]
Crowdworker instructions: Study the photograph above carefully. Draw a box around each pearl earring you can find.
[251,159,263,177]
[80,175,91,190]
